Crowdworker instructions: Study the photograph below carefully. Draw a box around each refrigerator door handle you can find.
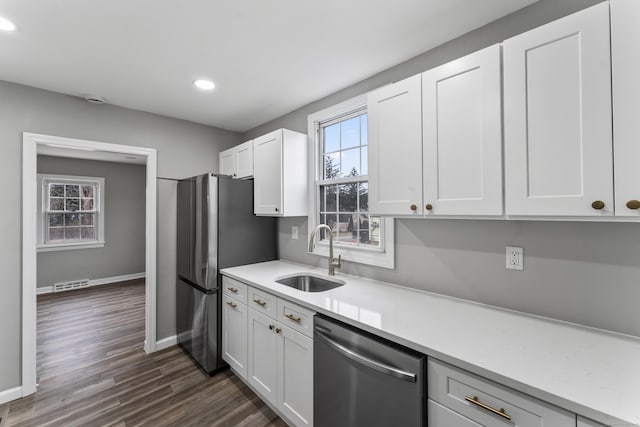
[315,329,417,383]
[207,174,218,289]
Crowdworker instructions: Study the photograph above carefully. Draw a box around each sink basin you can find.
[275,274,345,292]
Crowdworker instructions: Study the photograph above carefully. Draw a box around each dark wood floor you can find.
[2,280,286,427]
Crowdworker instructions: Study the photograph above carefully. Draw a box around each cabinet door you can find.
[222,294,247,380]
[277,324,313,427]
[254,130,283,216]
[219,148,235,177]
[428,399,481,427]
[503,2,613,216]
[422,44,503,216]
[235,140,254,179]
[368,74,423,216]
[247,308,278,405]
[611,0,640,217]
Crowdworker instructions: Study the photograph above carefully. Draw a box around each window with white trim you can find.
[37,174,105,252]
[308,95,394,269]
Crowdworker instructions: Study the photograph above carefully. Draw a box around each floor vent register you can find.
[53,279,90,292]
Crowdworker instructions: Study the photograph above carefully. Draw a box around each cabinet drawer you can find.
[222,276,248,304]
[276,298,315,338]
[428,359,574,427]
[248,286,277,318]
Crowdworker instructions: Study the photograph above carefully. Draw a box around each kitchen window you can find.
[37,174,105,252]
[308,95,394,268]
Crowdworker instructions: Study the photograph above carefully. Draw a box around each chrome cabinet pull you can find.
[226,301,237,309]
[227,287,238,293]
[315,330,416,383]
[464,396,512,421]
[253,299,266,307]
[285,314,301,324]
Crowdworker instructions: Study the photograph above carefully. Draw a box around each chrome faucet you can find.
[308,224,342,276]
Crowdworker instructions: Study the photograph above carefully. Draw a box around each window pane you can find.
[338,183,358,212]
[66,198,80,211]
[50,184,64,197]
[82,185,94,197]
[65,227,81,239]
[48,228,64,241]
[323,123,340,153]
[368,216,381,246]
[322,184,337,212]
[355,213,370,245]
[341,147,360,177]
[80,213,94,226]
[359,182,369,212]
[49,213,63,227]
[361,146,368,176]
[50,198,64,211]
[323,153,340,179]
[82,198,94,210]
[323,214,337,241]
[81,227,95,239]
[361,114,368,146]
[341,117,360,150]
[64,213,80,226]
[337,213,357,244]
[65,185,79,197]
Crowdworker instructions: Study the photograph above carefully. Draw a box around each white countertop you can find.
[221,260,640,427]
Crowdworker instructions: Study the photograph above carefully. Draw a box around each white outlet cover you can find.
[506,246,523,271]
[291,226,299,240]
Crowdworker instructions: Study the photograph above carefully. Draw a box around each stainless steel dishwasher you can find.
[314,314,426,426]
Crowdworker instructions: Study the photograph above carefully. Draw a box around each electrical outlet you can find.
[291,226,299,240]
[506,246,523,271]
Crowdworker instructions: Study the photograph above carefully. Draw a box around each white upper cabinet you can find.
[503,2,613,217]
[368,74,423,216]
[422,44,503,216]
[611,0,640,217]
[253,129,308,217]
[218,140,254,179]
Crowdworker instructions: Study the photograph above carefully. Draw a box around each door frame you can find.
[21,132,158,396]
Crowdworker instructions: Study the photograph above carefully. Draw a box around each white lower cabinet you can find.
[222,294,248,380]
[225,276,314,427]
[427,359,575,426]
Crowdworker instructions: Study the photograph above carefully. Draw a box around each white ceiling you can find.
[0,0,536,133]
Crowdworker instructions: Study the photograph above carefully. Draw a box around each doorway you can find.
[21,132,158,397]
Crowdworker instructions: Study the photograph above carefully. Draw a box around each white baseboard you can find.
[0,386,22,405]
[37,272,146,295]
[155,335,177,351]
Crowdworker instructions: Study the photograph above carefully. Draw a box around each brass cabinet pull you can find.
[464,396,511,421]
[227,287,238,293]
[269,324,274,330]
[275,328,282,334]
[425,203,433,211]
[591,200,605,210]
[253,299,267,307]
[626,200,640,210]
[410,204,417,211]
[275,207,279,212]
[285,313,301,324]
[226,301,237,309]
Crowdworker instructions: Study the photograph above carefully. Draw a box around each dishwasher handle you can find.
[316,329,417,383]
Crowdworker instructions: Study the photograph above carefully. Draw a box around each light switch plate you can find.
[506,246,523,270]
[291,226,299,240]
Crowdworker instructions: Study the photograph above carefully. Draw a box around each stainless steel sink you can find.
[276,274,345,292]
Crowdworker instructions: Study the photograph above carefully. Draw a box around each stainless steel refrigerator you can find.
[176,174,276,375]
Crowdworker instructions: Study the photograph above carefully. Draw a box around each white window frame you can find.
[37,173,106,252]
[307,95,395,269]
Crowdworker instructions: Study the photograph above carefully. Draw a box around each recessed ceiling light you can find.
[194,79,215,90]
[0,15,16,31]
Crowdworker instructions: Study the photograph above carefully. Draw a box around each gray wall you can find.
[0,80,240,392]
[37,156,146,287]
[244,0,640,337]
